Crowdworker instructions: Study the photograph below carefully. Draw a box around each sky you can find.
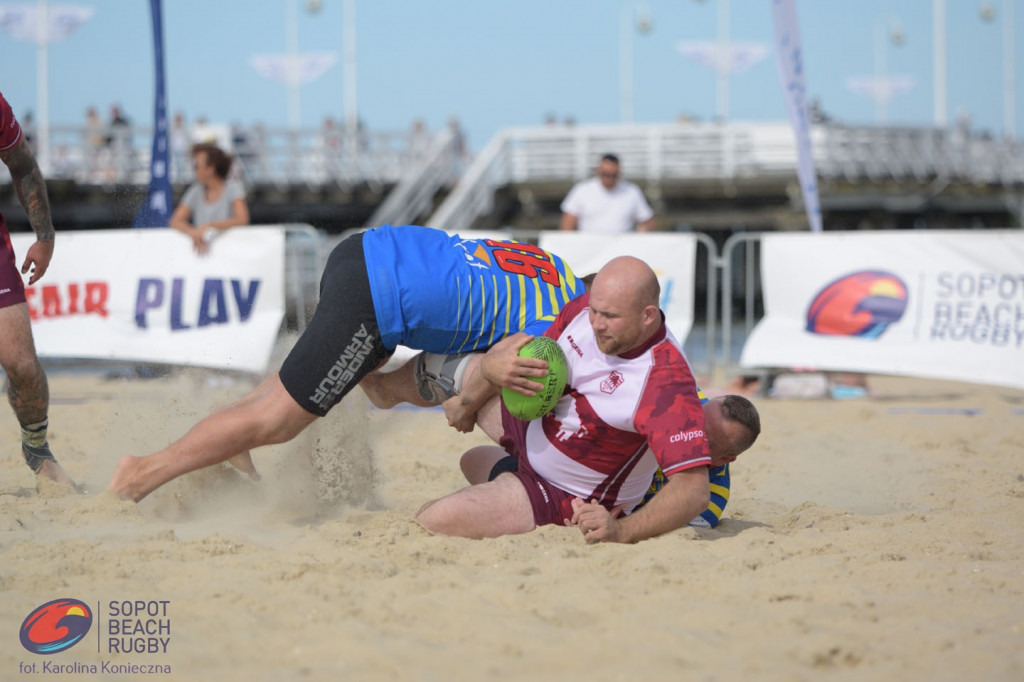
[1,0,1022,152]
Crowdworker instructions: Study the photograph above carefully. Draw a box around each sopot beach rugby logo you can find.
[19,599,93,654]
[806,270,909,338]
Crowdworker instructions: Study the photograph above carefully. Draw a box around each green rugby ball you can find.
[501,336,568,421]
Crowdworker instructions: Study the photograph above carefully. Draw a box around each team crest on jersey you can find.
[600,371,624,394]
[455,239,493,268]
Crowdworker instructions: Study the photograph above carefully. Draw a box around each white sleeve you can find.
[560,182,584,215]
[631,185,654,223]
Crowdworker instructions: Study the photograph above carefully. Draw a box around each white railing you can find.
[428,121,1024,234]
[368,128,461,227]
[9,123,445,189]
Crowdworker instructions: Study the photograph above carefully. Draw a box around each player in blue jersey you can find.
[109,225,586,502]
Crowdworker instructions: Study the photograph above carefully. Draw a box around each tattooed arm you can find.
[0,137,54,284]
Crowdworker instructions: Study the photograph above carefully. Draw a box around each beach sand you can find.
[1,369,1023,681]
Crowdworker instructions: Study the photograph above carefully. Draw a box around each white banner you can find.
[538,233,696,344]
[0,4,94,43]
[771,0,822,233]
[11,227,285,372]
[740,231,1024,390]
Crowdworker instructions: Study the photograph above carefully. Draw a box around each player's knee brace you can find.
[414,352,474,403]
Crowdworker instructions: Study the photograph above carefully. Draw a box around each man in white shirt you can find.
[559,154,656,233]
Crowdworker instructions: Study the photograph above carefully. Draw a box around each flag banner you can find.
[249,52,338,86]
[0,3,93,43]
[771,0,822,233]
[740,231,1024,390]
[538,233,696,345]
[11,228,286,372]
[676,41,769,75]
[134,0,172,228]
[845,75,916,103]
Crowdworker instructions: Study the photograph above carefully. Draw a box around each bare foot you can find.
[109,455,146,502]
[36,459,83,492]
[227,451,261,481]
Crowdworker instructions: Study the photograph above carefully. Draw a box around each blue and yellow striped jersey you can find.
[637,389,732,528]
[362,225,586,353]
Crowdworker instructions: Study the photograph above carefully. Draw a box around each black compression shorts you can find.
[279,232,391,417]
[488,455,519,481]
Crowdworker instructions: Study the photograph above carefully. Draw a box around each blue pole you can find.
[133,0,172,228]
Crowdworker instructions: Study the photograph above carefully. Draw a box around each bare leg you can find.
[415,467,535,539]
[459,444,508,484]
[109,372,316,502]
[227,451,261,481]
[359,358,433,409]
[474,395,504,443]
[0,303,76,488]
[362,351,504,441]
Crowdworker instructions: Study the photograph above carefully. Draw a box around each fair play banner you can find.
[538,233,696,344]
[740,230,1024,390]
[10,227,285,372]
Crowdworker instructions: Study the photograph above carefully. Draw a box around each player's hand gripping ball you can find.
[501,337,569,421]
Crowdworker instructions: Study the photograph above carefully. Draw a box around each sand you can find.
[1,368,1023,681]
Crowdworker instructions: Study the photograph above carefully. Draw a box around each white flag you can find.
[0,4,94,44]
[677,41,769,75]
[771,0,823,233]
[249,52,338,86]
[845,75,916,103]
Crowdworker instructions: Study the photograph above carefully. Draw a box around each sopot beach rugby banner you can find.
[740,230,1024,390]
[11,228,285,373]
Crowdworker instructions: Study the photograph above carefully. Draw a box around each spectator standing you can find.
[169,111,191,183]
[105,104,132,182]
[20,110,34,149]
[409,118,429,158]
[559,153,656,233]
[319,116,342,182]
[169,143,249,255]
[82,106,105,180]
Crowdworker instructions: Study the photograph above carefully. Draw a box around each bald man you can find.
[416,256,715,544]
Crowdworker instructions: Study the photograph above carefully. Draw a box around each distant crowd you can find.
[15,104,469,187]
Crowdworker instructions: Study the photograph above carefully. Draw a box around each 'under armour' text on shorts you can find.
[279,232,390,417]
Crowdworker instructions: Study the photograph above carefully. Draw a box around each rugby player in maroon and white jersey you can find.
[417,256,758,543]
[0,89,77,489]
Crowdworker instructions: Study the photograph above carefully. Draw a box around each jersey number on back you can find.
[485,240,560,287]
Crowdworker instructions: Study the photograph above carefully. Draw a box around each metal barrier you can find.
[720,232,765,377]
[689,231,720,380]
[283,224,326,331]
